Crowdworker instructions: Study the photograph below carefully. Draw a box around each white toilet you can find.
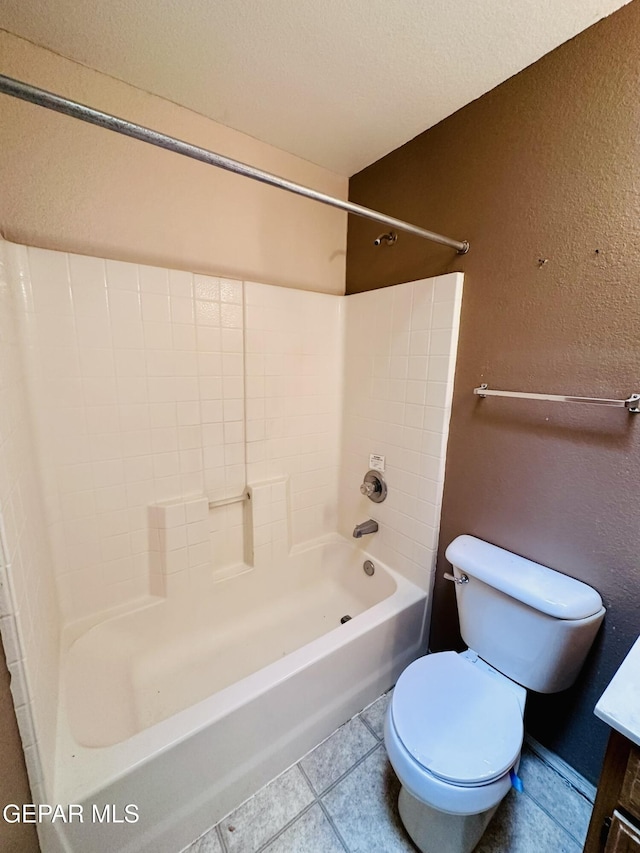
[384,534,606,853]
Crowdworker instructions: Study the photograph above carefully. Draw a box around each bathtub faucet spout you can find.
[353,519,378,538]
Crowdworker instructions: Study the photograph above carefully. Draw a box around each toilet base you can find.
[398,786,499,853]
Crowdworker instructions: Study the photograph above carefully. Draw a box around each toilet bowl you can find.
[385,651,525,853]
[386,651,525,814]
[384,534,606,853]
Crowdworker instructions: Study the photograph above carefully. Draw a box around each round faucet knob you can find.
[360,470,387,503]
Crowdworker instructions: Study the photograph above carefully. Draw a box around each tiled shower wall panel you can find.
[8,243,345,623]
[10,242,247,621]
[244,283,343,551]
[338,274,463,590]
[0,240,60,797]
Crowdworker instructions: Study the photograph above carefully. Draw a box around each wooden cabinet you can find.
[604,812,640,852]
[585,731,640,852]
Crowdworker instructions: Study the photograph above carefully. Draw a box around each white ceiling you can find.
[0,0,631,176]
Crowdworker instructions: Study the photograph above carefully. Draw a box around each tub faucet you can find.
[353,519,378,538]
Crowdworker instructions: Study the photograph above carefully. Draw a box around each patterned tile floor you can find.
[181,691,594,853]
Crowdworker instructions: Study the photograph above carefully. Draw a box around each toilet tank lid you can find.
[445,535,604,620]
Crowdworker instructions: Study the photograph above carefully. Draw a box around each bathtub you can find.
[43,538,427,853]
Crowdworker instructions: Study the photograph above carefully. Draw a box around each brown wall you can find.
[0,639,40,853]
[346,1,640,784]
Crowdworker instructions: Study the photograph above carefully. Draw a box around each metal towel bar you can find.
[474,384,640,413]
[208,491,250,509]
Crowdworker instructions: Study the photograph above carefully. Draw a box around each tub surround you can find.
[339,274,463,592]
[4,241,346,622]
[1,239,459,624]
[0,242,61,805]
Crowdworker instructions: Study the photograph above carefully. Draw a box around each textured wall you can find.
[0,32,347,295]
[346,1,640,783]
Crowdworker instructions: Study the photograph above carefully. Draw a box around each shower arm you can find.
[0,73,469,255]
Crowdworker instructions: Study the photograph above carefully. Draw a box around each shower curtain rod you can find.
[0,73,469,254]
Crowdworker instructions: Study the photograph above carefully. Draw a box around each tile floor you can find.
[181,691,594,853]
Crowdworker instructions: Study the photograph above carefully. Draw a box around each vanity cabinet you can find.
[585,731,640,852]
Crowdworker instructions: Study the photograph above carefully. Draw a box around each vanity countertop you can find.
[595,635,640,746]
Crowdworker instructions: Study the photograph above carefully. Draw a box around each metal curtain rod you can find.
[0,73,469,254]
[474,384,640,413]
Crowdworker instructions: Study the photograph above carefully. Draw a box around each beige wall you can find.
[0,31,347,294]
[346,1,640,784]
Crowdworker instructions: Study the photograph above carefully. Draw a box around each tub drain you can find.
[340,614,352,624]
[363,560,375,576]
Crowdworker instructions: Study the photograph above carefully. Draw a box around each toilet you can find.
[384,534,606,853]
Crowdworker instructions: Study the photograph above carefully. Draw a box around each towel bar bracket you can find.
[625,394,640,413]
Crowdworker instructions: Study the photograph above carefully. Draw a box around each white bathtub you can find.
[43,539,427,853]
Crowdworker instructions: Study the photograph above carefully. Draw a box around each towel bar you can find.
[474,384,640,413]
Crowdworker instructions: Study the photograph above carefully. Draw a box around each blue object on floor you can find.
[510,768,524,792]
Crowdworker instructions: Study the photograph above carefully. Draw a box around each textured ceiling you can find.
[0,0,631,176]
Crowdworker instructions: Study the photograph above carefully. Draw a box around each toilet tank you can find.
[444,535,605,693]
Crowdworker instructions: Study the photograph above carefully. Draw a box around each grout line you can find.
[520,787,587,850]
[317,742,383,799]
[209,710,372,844]
[253,800,318,853]
[185,694,390,852]
[216,822,229,853]
[297,761,319,795]
[317,799,351,853]
[358,712,383,742]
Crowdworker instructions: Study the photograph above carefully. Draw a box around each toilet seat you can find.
[390,652,523,786]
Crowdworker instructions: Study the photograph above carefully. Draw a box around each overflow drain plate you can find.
[340,615,352,624]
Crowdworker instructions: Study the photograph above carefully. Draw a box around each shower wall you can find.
[10,242,251,619]
[4,242,344,623]
[2,240,461,631]
[339,274,463,591]
[0,241,60,798]
[244,283,342,558]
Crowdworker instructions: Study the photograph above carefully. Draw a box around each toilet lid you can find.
[391,652,523,786]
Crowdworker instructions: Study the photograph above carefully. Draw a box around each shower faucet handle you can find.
[360,470,387,503]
